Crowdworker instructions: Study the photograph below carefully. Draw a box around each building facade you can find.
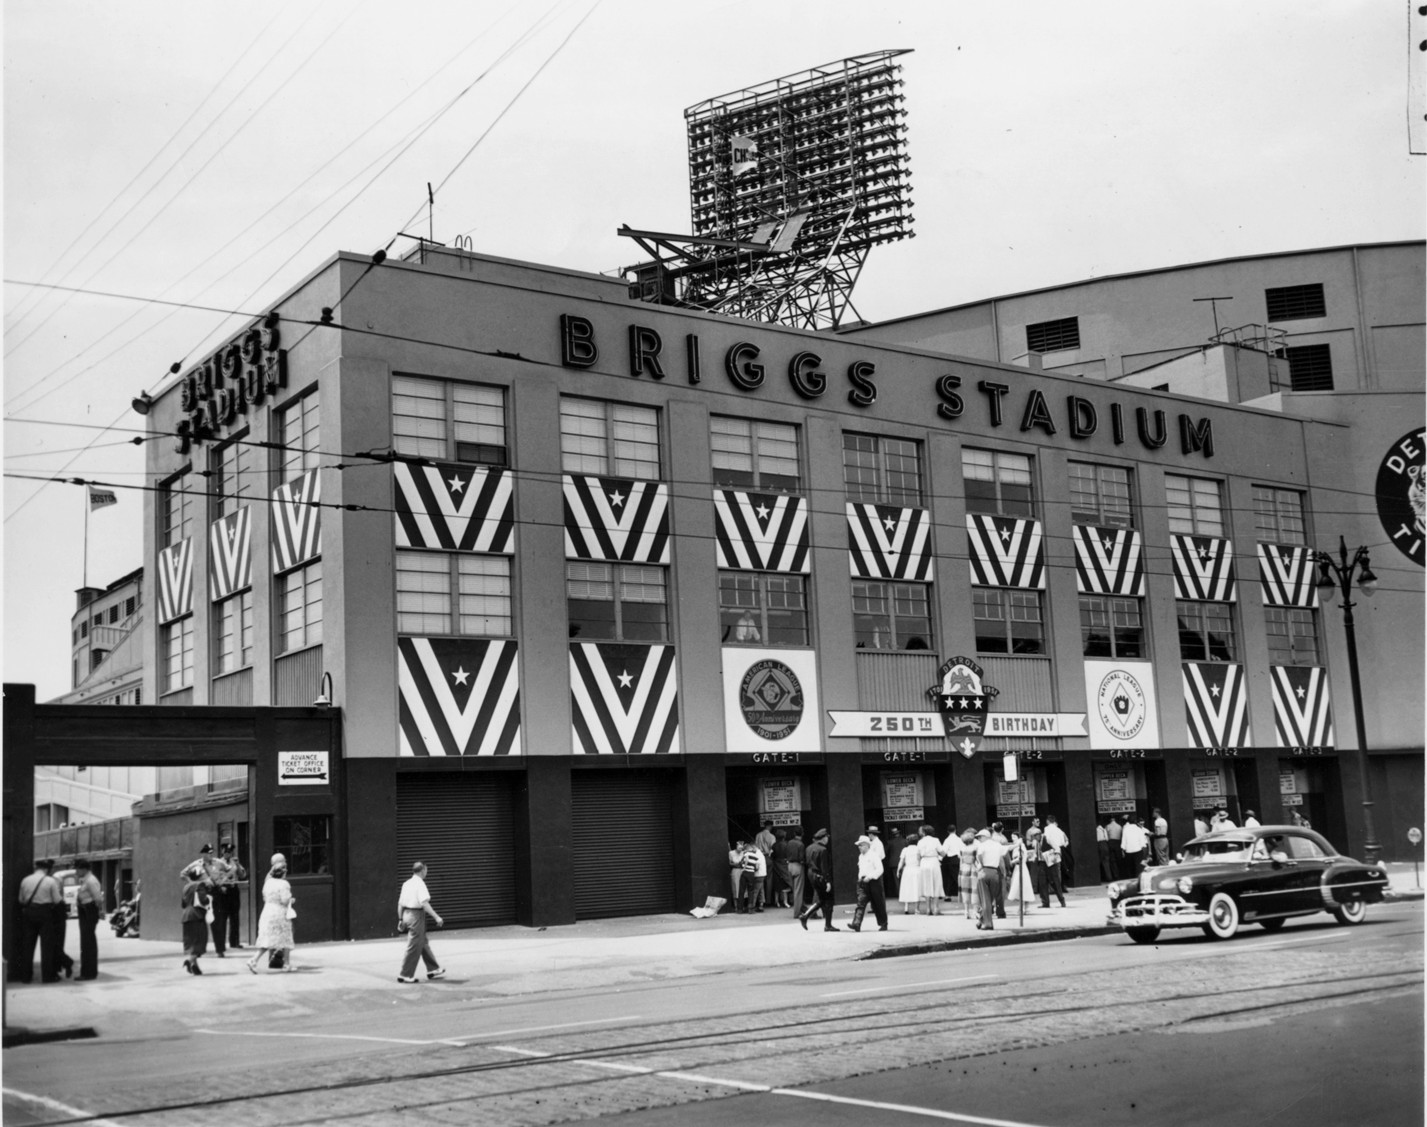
[136,245,1424,937]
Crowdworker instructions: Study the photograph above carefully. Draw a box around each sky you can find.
[4,0,1424,700]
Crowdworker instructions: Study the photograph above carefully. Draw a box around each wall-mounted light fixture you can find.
[314,671,334,708]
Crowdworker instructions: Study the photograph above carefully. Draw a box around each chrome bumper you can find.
[1110,894,1208,928]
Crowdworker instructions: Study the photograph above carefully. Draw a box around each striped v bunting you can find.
[564,475,670,563]
[1171,535,1236,602]
[208,508,253,601]
[847,503,934,581]
[156,538,194,624]
[715,490,810,572]
[1182,663,1251,749]
[397,637,521,756]
[1271,665,1334,748]
[1258,543,1319,607]
[966,514,1045,589]
[1074,525,1145,596]
[569,642,680,755]
[395,461,513,553]
[271,469,321,573]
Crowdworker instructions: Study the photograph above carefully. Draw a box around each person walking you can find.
[848,835,889,932]
[798,828,838,931]
[1039,818,1069,908]
[1096,818,1113,881]
[1151,808,1170,865]
[180,876,212,975]
[786,829,807,916]
[957,830,979,919]
[973,829,1005,931]
[246,854,296,974]
[915,823,945,915]
[396,861,446,983]
[73,858,103,980]
[211,843,247,954]
[16,858,63,983]
[896,827,922,913]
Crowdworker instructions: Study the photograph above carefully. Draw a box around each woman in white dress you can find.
[246,853,296,973]
[915,824,945,915]
[1003,832,1036,905]
[896,828,922,913]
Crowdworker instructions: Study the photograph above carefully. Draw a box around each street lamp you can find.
[1315,536,1381,864]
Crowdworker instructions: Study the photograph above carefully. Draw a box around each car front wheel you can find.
[1126,926,1160,944]
[1202,892,1240,940]
[1332,899,1368,925]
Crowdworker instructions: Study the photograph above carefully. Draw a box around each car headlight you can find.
[1177,876,1194,894]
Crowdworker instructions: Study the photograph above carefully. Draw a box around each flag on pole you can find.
[89,486,118,511]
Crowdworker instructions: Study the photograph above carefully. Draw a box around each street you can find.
[4,901,1421,1126]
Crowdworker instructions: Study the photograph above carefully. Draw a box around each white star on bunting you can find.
[451,666,470,686]
[447,475,465,494]
[617,669,634,689]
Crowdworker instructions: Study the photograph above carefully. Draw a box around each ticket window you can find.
[1190,764,1242,829]
[868,768,938,838]
[757,774,812,837]
[1278,760,1341,842]
[984,761,1048,833]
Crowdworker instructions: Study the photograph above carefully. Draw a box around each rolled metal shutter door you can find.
[571,770,676,919]
[396,773,517,927]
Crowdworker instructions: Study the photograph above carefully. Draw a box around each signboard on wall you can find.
[278,751,328,786]
[723,648,821,753]
[1096,769,1132,802]
[1084,661,1160,749]
[1192,767,1225,799]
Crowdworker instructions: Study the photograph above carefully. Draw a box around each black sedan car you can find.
[1107,824,1389,943]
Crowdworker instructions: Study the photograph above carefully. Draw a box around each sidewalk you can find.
[5,864,1420,1047]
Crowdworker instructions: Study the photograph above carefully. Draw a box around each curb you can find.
[858,925,1120,960]
[3,1024,97,1048]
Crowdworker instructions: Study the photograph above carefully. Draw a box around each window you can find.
[161,616,195,692]
[160,468,194,546]
[211,436,254,518]
[1025,316,1080,353]
[1265,607,1320,666]
[711,417,800,492]
[973,588,1045,655]
[560,398,659,478]
[851,581,932,650]
[718,572,809,645]
[213,591,254,674]
[1069,462,1133,527]
[1165,474,1224,537]
[1283,344,1333,392]
[962,448,1034,517]
[1080,596,1144,658]
[272,815,331,875]
[1265,283,1326,323]
[567,562,667,641]
[843,433,922,507]
[125,596,137,617]
[1177,601,1237,662]
[277,561,323,653]
[278,388,321,480]
[393,376,507,465]
[1283,833,1326,860]
[1252,486,1306,545]
[108,605,120,623]
[396,551,512,636]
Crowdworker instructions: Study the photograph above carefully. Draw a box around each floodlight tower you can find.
[620,50,914,331]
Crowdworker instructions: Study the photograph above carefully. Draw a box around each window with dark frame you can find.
[1079,595,1144,658]
[718,571,809,645]
[843,432,923,507]
[1177,600,1237,662]
[1265,607,1321,666]
[711,417,800,492]
[1265,283,1326,323]
[272,815,331,875]
[973,587,1045,655]
[1025,316,1081,353]
[1252,486,1307,545]
[962,448,1035,518]
[1283,344,1333,392]
[566,561,668,642]
[393,375,507,466]
[851,580,932,650]
[213,590,254,674]
[396,550,512,637]
[1068,462,1134,527]
[161,616,195,692]
[277,560,323,653]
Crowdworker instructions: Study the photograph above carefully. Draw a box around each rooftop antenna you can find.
[427,182,435,246]
[1193,295,1234,339]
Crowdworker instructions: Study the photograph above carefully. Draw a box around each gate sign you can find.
[1376,427,1425,566]
[278,750,329,786]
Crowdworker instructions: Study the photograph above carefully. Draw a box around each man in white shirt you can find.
[1151,808,1171,865]
[973,830,1005,931]
[1107,816,1125,878]
[1120,816,1150,874]
[1194,812,1210,838]
[17,859,63,983]
[396,861,446,983]
[1243,809,1261,829]
[1096,820,1113,881]
[74,858,104,980]
[1038,817,1069,908]
[848,835,889,932]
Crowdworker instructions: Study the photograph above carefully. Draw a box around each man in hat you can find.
[210,843,248,955]
[181,843,217,883]
[848,835,889,932]
[972,829,1005,930]
[73,858,104,980]
[798,828,839,931]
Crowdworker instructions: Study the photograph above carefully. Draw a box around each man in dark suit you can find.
[798,828,839,931]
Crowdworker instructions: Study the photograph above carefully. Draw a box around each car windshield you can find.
[1180,837,1254,862]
